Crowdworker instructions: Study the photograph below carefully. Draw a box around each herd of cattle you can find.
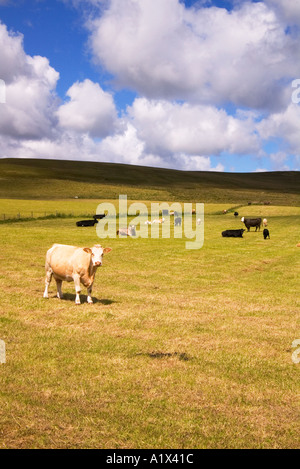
[45,209,274,304]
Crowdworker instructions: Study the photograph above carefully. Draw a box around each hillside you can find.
[0,158,299,205]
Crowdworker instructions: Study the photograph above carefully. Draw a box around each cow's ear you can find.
[103,247,112,254]
[83,248,92,254]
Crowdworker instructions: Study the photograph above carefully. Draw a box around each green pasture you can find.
[1,158,300,205]
[0,201,299,449]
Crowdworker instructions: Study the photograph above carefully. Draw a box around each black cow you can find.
[175,217,182,226]
[263,229,270,239]
[93,214,106,220]
[241,217,262,231]
[234,212,239,217]
[76,220,98,227]
[222,229,245,238]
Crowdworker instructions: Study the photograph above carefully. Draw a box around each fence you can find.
[0,211,95,223]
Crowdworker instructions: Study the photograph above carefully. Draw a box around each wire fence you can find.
[0,211,95,223]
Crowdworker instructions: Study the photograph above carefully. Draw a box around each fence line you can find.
[0,211,95,222]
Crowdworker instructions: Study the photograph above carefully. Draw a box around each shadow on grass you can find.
[52,293,116,305]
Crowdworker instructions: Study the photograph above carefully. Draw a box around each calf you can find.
[241,217,262,232]
[76,219,98,227]
[43,244,112,305]
[174,217,182,226]
[263,229,270,239]
[263,218,268,227]
[222,229,245,238]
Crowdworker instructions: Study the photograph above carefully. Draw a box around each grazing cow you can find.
[175,217,182,226]
[223,210,227,214]
[241,217,262,231]
[43,244,112,305]
[76,219,98,227]
[222,229,245,238]
[93,214,106,220]
[234,212,239,217]
[263,218,268,227]
[117,225,136,236]
[263,229,270,239]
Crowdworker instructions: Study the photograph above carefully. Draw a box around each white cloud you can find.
[0,23,59,139]
[269,151,289,170]
[127,98,260,157]
[265,0,300,26]
[88,0,300,110]
[258,103,300,154]
[57,79,118,137]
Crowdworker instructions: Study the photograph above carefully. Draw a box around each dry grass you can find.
[0,203,299,448]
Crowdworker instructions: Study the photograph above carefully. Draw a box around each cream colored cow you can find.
[43,244,112,305]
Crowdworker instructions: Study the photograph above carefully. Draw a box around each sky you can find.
[0,0,299,173]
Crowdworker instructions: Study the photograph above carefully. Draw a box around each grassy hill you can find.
[0,158,299,205]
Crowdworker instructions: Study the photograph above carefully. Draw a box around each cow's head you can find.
[83,245,112,267]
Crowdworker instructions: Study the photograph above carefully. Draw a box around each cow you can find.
[241,217,262,232]
[263,229,270,239]
[222,210,227,214]
[76,219,98,227]
[152,218,165,224]
[234,212,239,217]
[175,217,182,226]
[197,218,201,226]
[263,218,268,227]
[93,214,106,220]
[117,225,136,236]
[144,220,152,225]
[43,244,112,305]
[222,229,245,238]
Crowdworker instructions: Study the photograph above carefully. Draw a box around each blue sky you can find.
[0,0,299,172]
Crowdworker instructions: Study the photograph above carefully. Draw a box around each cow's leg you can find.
[87,284,94,304]
[73,274,81,305]
[55,279,63,299]
[43,267,53,298]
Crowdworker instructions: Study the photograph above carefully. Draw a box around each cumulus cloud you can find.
[57,79,118,137]
[88,0,300,111]
[0,23,59,139]
[265,0,300,26]
[127,98,260,157]
[0,2,299,173]
[258,103,300,154]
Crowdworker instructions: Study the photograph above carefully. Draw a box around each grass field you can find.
[0,199,299,449]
